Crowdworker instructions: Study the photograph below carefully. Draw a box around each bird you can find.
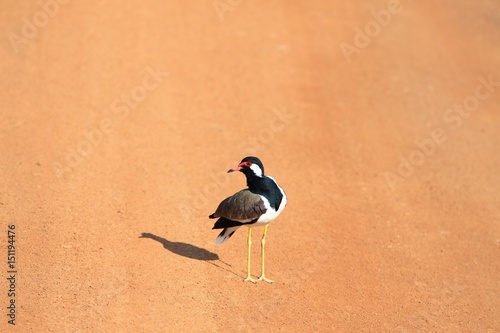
[209,156,287,283]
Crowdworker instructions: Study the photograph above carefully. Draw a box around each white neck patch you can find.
[249,163,263,177]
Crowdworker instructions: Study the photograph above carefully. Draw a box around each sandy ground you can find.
[1,1,499,332]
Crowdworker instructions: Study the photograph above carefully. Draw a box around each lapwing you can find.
[209,156,287,283]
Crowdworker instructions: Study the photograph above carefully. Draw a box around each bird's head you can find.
[227,156,264,178]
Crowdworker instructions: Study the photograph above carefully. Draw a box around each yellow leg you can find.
[257,225,274,283]
[243,227,257,283]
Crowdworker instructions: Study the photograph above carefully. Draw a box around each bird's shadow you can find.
[139,232,243,278]
[139,232,219,260]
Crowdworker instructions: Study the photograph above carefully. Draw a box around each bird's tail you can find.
[215,226,239,245]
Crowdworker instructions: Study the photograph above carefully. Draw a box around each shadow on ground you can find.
[140,232,219,261]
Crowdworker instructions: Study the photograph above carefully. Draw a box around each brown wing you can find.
[211,189,267,222]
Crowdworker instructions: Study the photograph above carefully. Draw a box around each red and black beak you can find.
[227,161,250,173]
[227,165,241,173]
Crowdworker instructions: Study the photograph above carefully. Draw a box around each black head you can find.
[227,156,265,177]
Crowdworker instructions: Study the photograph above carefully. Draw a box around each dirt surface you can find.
[1,1,499,332]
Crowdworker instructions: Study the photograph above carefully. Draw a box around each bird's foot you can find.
[256,275,274,284]
[244,276,258,284]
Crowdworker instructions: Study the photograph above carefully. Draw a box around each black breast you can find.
[249,177,284,210]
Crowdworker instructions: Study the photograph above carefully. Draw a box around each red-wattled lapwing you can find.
[209,156,287,283]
